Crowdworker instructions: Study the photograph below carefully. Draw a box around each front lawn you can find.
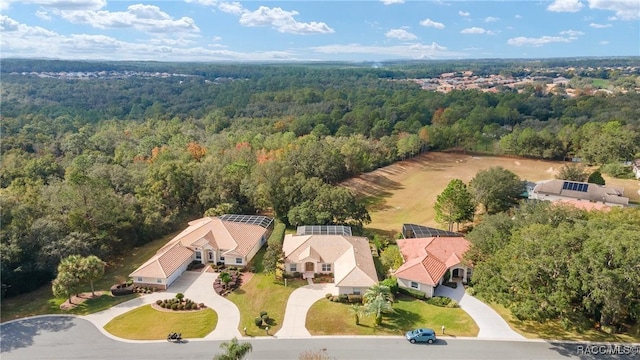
[104,305,217,340]
[306,294,478,337]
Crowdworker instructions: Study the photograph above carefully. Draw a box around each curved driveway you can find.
[275,283,336,338]
[84,271,241,341]
[434,281,524,339]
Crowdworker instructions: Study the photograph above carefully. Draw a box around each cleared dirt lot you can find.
[343,152,640,236]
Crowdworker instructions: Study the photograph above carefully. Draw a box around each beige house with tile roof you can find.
[530,179,628,207]
[394,236,471,298]
[283,230,378,295]
[130,215,272,289]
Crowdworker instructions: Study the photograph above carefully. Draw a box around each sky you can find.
[1,0,639,62]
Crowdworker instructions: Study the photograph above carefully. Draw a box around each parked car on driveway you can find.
[405,328,437,344]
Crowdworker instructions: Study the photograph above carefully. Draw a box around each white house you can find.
[394,236,471,298]
[283,226,378,295]
[529,179,628,207]
[130,215,273,289]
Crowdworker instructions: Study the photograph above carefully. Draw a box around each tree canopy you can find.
[469,167,524,215]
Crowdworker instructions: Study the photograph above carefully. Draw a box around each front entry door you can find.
[305,262,314,272]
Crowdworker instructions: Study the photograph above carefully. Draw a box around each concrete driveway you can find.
[275,283,337,338]
[434,281,524,340]
[84,271,241,341]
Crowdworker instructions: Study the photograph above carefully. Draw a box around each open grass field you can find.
[104,305,217,340]
[306,294,478,337]
[1,230,181,322]
[343,152,640,236]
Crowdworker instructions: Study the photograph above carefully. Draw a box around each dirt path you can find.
[60,291,104,310]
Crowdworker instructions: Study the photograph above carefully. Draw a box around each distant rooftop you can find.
[218,214,273,229]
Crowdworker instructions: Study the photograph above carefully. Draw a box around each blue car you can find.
[405,328,437,344]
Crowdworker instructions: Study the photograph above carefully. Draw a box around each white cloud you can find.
[560,29,585,36]
[0,15,296,61]
[515,14,522,19]
[461,27,495,35]
[381,0,405,5]
[484,16,500,22]
[184,0,218,5]
[310,42,464,60]
[507,30,583,46]
[590,22,612,28]
[547,0,584,13]
[599,40,609,45]
[386,28,417,40]
[420,18,445,29]
[36,10,52,20]
[459,11,470,16]
[587,0,639,20]
[239,6,334,34]
[58,4,200,34]
[1,0,106,11]
[218,2,244,15]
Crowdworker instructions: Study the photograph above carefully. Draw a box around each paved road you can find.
[2,316,638,360]
[435,281,524,339]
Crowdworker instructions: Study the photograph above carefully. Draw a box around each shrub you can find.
[254,317,263,327]
[156,300,162,305]
[398,287,426,300]
[199,303,205,308]
[601,163,633,178]
[446,300,460,308]
[261,314,269,323]
[293,272,301,278]
[466,287,476,296]
[381,277,399,295]
[176,293,184,300]
[331,296,339,302]
[325,293,333,299]
[347,294,363,303]
[171,304,179,310]
[426,296,453,307]
[191,303,198,310]
[260,310,268,317]
[338,294,348,302]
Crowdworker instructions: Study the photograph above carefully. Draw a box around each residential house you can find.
[394,233,471,298]
[633,159,640,180]
[283,225,378,295]
[530,179,629,207]
[130,214,273,289]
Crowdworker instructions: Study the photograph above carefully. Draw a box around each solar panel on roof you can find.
[402,224,461,238]
[218,214,274,229]
[296,225,352,236]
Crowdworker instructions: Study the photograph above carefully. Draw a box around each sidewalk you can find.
[434,281,524,340]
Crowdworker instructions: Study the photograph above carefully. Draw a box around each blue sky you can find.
[1,0,638,61]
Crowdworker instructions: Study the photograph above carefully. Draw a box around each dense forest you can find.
[1,59,640,300]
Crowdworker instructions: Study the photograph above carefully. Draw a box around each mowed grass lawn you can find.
[307,295,478,337]
[104,305,217,340]
[226,273,306,336]
[343,152,640,235]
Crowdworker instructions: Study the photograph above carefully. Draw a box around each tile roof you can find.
[394,236,470,286]
[130,215,270,279]
[554,199,612,212]
[284,234,377,288]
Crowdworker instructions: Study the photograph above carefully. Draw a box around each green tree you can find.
[51,255,84,303]
[349,303,363,325]
[556,163,588,182]
[587,170,605,185]
[263,243,285,276]
[82,255,105,296]
[364,284,394,304]
[469,167,524,214]
[364,293,394,326]
[213,337,253,360]
[434,179,476,231]
[219,272,232,290]
[379,246,403,274]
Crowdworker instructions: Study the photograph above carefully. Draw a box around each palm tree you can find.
[364,294,394,326]
[82,255,105,296]
[219,271,232,289]
[213,337,252,360]
[349,303,363,325]
[363,284,394,304]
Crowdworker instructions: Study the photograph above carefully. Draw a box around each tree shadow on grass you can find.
[0,316,76,352]
[378,308,423,334]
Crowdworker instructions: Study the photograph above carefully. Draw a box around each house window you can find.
[410,281,419,289]
[137,277,142,282]
[157,279,162,283]
[220,256,225,262]
[235,258,242,264]
[195,251,201,260]
[322,263,332,272]
[353,288,361,295]
[290,264,297,272]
